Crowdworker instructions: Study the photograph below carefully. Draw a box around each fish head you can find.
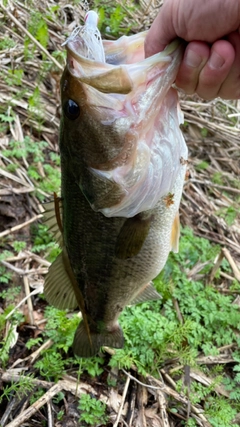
[60,31,186,214]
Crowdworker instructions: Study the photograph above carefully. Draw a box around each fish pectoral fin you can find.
[115,214,153,259]
[131,282,162,305]
[73,322,124,358]
[171,212,180,253]
[44,251,78,310]
[43,196,63,247]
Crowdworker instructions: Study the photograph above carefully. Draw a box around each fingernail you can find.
[185,49,202,68]
[209,51,225,69]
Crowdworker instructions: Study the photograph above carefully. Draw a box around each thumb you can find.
[144,6,176,57]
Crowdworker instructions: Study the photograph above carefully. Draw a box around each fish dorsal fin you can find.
[171,213,180,253]
[131,282,162,305]
[43,194,63,247]
[44,251,78,310]
[115,214,153,259]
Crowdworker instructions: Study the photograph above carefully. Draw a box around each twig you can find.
[0,396,18,427]
[103,348,190,406]
[1,371,54,389]
[5,382,64,427]
[209,251,225,283]
[136,384,147,427]
[222,248,240,281]
[0,2,63,71]
[122,369,165,391]
[172,297,184,323]
[189,178,240,194]
[0,167,32,186]
[159,370,211,426]
[156,389,170,427]
[0,260,27,275]
[127,380,137,427]
[113,374,130,427]
[11,339,53,367]
[0,214,42,238]
[5,286,43,320]
[23,273,34,325]
[47,401,53,427]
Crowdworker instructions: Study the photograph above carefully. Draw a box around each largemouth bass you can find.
[44,22,188,357]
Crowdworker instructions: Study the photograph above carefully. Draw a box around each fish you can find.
[43,24,188,358]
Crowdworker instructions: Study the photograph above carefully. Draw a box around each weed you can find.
[24,11,49,58]
[0,36,16,49]
[0,286,21,303]
[94,0,134,36]
[2,135,60,199]
[57,410,65,421]
[78,393,108,426]
[204,396,238,427]
[12,241,27,252]
[212,171,224,185]
[0,374,35,405]
[0,111,15,133]
[32,223,60,262]
[223,351,240,401]
[0,322,22,366]
[216,206,238,226]
[200,127,208,137]
[29,388,45,405]
[3,136,47,163]
[195,160,209,171]
[4,69,24,86]
[25,337,43,350]
[35,350,66,381]
[0,264,13,286]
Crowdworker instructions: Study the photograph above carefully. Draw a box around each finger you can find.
[144,3,176,57]
[196,40,235,99]
[175,42,210,94]
[219,31,240,99]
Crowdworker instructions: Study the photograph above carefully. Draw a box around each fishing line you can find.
[62,10,105,63]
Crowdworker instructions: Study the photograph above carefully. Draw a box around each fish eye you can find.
[64,99,80,120]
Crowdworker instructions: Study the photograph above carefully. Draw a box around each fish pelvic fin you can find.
[43,195,63,247]
[131,282,162,305]
[171,212,180,253]
[73,322,124,358]
[44,251,78,310]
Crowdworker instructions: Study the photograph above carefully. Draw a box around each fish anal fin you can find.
[171,212,180,253]
[73,322,124,358]
[131,282,162,305]
[115,214,153,259]
[44,251,77,310]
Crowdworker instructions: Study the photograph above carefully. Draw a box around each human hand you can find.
[145,0,240,99]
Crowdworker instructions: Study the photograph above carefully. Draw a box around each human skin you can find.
[144,0,240,99]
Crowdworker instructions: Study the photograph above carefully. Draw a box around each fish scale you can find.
[44,23,188,357]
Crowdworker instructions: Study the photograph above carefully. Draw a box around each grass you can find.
[2,228,240,426]
[0,1,240,426]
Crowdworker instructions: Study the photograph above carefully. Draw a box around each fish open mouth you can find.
[62,27,187,218]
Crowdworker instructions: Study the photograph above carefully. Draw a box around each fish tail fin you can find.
[73,322,124,358]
